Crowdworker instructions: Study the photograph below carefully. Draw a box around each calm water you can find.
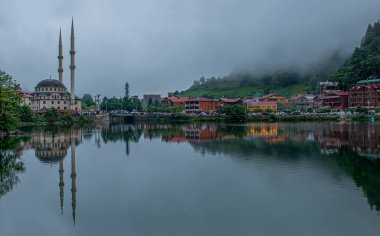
[1,122,380,236]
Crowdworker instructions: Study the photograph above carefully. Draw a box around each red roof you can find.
[170,97,190,102]
[350,84,380,90]
[220,98,242,103]
[325,90,348,96]
[187,97,216,102]
[288,95,307,101]
[20,90,33,98]
[246,101,278,106]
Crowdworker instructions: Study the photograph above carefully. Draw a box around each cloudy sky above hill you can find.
[0,0,380,97]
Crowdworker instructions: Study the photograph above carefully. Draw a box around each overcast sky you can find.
[0,0,379,97]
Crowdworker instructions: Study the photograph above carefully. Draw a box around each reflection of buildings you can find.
[314,123,380,158]
[30,129,82,224]
[162,124,227,143]
[31,130,80,163]
[98,122,380,159]
[184,124,222,143]
[246,123,286,143]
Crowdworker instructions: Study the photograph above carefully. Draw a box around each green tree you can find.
[129,96,142,111]
[217,105,246,121]
[0,70,21,134]
[82,94,95,107]
[100,96,122,111]
[18,106,34,122]
[43,108,59,123]
[333,20,380,87]
[125,82,129,98]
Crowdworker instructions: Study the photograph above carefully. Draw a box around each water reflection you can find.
[0,136,28,197]
[1,122,380,224]
[14,128,82,224]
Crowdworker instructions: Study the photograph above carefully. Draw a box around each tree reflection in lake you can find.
[2,122,380,222]
[0,136,28,197]
[93,122,380,212]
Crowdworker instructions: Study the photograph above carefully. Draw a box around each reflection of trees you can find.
[190,134,380,212]
[334,148,380,211]
[190,138,319,160]
[0,136,28,198]
[101,124,142,144]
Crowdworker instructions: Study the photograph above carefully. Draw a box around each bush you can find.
[17,106,34,122]
[60,113,73,123]
[217,105,246,116]
[42,108,59,123]
[356,106,368,114]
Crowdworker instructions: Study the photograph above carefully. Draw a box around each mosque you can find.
[22,19,81,111]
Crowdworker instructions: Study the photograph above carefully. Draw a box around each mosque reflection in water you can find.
[21,128,82,224]
[2,122,380,225]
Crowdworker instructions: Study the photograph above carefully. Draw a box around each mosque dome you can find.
[36,79,66,89]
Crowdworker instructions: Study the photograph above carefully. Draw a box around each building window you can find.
[51,101,54,104]
[58,101,60,104]
[43,101,46,104]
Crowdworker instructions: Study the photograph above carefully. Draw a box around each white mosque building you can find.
[22,19,81,111]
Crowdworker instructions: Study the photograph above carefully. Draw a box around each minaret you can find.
[70,18,76,110]
[58,28,63,83]
[71,136,77,225]
[59,160,64,214]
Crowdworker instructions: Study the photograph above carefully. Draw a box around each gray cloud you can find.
[0,0,379,97]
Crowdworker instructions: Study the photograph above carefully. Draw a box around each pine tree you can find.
[125,82,129,98]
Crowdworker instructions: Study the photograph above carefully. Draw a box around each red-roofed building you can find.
[246,101,278,112]
[348,85,380,108]
[288,95,309,110]
[161,97,190,109]
[259,93,288,105]
[20,90,33,107]
[321,90,348,109]
[185,98,221,113]
[219,98,243,106]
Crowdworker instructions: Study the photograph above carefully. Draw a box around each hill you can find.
[180,20,380,99]
[180,51,346,99]
[333,21,380,89]
[180,72,311,99]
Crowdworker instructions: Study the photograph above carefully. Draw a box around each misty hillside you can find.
[333,21,380,89]
[180,20,380,98]
[180,51,346,98]
[180,51,345,98]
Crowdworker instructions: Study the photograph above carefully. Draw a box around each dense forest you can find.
[333,21,380,89]
[181,20,380,98]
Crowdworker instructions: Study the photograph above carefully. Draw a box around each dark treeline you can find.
[333,20,380,89]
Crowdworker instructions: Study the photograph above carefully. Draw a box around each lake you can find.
[1,122,380,236]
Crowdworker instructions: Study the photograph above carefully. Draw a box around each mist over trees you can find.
[333,20,380,89]
[184,50,347,98]
[183,20,380,98]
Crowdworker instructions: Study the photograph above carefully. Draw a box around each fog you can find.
[0,0,379,97]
